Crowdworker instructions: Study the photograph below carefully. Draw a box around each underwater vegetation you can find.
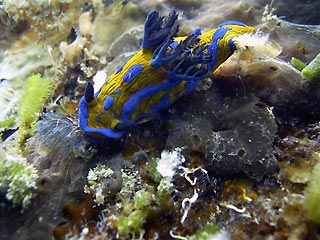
[304,161,320,224]
[0,0,320,239]
[17,73,54,146]
[0,153,38,209]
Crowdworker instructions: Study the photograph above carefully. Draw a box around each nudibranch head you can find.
[78,10,256,142]
[78,84,125,141]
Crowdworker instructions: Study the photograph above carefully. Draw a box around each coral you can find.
[304,161,320,224]
[111,170,153,238]
[59,35,89,67]
[0,153,38,209]
[91,149,190,239]
[17,73,54,146]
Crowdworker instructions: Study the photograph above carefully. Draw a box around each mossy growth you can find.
[115,150,185,238]
[117,190,153,238]
[304,161,320,224]
[84,164,114,205]
[0,117,16,139]
[118,209,149,238]
[189,223,220,240]
[0,153,38,209]
[0,117,16,130]
[145,157,163,184]
[17,73,54,147]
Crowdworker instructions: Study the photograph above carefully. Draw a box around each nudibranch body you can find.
[78,11,255,141]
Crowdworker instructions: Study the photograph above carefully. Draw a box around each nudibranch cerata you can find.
[78,10,256,141]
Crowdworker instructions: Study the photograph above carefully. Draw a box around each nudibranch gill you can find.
[78,11,255,141]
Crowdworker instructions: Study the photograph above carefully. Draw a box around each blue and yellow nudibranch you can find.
[78,11,255,141]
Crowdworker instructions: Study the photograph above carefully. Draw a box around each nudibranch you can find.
[78,11,255,141]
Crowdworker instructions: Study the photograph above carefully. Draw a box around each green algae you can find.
[291,57,307,71]
[291,54,320,80]
[0,117,15,131]
[84,164,115,205]
[0,153,38,209]
[17,73,53,147]
[302,53,320,80]
[189,224,220,240]
[304,161,320,224]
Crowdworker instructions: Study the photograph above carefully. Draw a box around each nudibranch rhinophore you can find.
[78,10,256,141]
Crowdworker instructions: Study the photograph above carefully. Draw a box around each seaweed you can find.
[17,73,54,148]
[304,162,320,224]
[0,153,38,209]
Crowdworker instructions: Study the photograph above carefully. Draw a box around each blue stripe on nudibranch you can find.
[80,116,125,139]
[123,64,144,83]
[191,28,202,36]
[120,79,182,122]
[208,27,231,68]
[79,97,88,118]
[170,41,179,49]
[115,61,126,74]
[147,93,170,116]
[135,93,170,123]
[217,21,246,27]
[103,96,114,110]
[184,79,201,93]
[95,116,101,122]
[114,88,121,94]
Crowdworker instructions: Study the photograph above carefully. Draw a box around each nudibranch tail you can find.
[78,10,256,142]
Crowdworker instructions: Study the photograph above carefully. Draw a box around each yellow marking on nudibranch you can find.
[78,11,256,141]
